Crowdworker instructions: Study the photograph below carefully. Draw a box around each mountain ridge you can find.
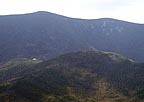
[0,11,144,62]
[0,11,143,24]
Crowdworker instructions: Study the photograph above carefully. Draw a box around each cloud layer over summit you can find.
[0,0,144,23]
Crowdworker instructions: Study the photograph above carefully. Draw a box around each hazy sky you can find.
[0,0,144,23]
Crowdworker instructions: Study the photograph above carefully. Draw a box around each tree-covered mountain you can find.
[0,11,144,62]
[0,50,144,102]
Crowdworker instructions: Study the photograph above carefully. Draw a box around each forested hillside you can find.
[0,50,144,102]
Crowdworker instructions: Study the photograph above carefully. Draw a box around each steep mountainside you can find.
[0,11,144,62]
[0,50,144,102]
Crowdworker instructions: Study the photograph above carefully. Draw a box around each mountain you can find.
[0,11,144,62]
[0,50,144,102]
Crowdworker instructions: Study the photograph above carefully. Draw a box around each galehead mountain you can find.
[0,50,144,102]
[0,11,144,62]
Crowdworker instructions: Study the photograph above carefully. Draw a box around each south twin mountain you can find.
[0,11,144,62]
[0,11,144,102]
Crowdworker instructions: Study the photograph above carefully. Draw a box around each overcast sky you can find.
[0,0,144,23]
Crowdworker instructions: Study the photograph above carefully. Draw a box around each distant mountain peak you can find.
[0,11,144,62]
[32,11,51,14]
